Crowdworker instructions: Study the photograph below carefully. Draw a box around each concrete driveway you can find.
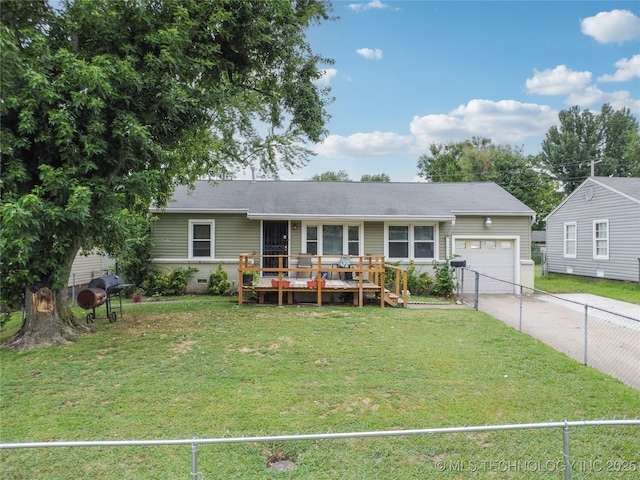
[470,293,640,391]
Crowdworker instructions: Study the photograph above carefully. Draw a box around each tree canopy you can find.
[360,173,390,182]
[0,0,333,348]
[540,104,640,194]
[308,170,351,181]
[416,137,561,230]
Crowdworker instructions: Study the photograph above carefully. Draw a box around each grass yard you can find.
[534,265,640,304]
[1,297,639,478]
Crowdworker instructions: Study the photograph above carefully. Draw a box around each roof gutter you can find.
[246,213,456,222]
[150,208,249,214]
[451,211,534,216]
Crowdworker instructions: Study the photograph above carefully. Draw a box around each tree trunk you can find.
[3,284,80,351]
[2,244,91,351]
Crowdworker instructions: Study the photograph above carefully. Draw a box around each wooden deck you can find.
[248,278,382,306]
[238,253,408,308]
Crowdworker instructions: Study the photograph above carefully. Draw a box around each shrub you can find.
[431,259,457,298]
[208,264,231,295]
[406,261,433,296]
[140,267,198,297]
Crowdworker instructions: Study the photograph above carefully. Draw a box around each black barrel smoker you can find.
[77,275,131,324]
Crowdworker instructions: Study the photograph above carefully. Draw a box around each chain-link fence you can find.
[1,420,638,479]
[459,269,640,390]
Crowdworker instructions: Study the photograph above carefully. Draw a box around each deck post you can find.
[277,256,283,306]
[379,264,385,308]
[316,257,323,307]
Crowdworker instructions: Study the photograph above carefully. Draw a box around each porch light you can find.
[485,217,492,228]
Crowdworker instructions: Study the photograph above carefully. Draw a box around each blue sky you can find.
[255,0,640,182]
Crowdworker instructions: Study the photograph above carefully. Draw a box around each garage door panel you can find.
[454,238,515,294]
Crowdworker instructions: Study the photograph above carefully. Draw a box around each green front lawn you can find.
[535,265,640,304]
[1,297,638,477]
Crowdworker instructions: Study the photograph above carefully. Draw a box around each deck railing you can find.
[238,254,407,307]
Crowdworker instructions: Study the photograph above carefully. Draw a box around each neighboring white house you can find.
[149,180,536,294]
[544,176,640,283]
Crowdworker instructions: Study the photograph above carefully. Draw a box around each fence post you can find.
[191,441,199,479]
[473,271,479,310]
[583,305,588,365]
[71,273,76,307]
[519,285,523,332]
[562,421,571,480]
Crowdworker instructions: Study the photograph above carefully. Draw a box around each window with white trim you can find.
[302,223,361,256]
[563,222,576,258]
[386,224,436,260]
[593,220,609,259]
[189,220,214,258]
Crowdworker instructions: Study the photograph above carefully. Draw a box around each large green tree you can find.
[1,0,333,349]
[416,137,561,230]
[541,104,640,194]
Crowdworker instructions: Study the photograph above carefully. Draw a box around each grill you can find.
[87,275,127,293]
[76,275,131,324]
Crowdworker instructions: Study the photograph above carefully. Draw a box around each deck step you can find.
[384,291,404,307]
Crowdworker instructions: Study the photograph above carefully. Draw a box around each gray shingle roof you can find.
[158,180,535,220]
[591,177,640,201]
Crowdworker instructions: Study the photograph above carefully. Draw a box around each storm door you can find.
[262,221,288,275]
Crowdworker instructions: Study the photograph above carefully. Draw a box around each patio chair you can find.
[335,257,352,280]
[296,253,313,278]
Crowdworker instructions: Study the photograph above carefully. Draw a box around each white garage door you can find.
[454,239,516,294]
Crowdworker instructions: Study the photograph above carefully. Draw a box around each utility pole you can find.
[590,158,602,177]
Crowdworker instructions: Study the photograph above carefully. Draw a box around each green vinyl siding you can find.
[450,216,531,259]
[363,222,384,255]
[290,223,302,254]
[151,214,531,262]
[215,215,260,258]
[151,213,260,260]
[151,214,189,258]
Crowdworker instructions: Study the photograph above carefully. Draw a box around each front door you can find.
[263,221,288,275]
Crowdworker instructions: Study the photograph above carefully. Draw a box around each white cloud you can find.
[565,87,640,114]
[413,100,558,145]
[524,63,638,115]
[348,1,390,12]
[581,9,640,44]
[314,99,559,160]
[315,131,414,158]
[598,55,640,82]
[356,48,383,60]
[525,65,592,95]
[314,68,338,87]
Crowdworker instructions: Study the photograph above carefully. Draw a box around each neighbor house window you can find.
[593,220,609,259]
[386,224,436,260]
[303,224,361,256]
[564,222,576,258]
[189,220,214,258]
